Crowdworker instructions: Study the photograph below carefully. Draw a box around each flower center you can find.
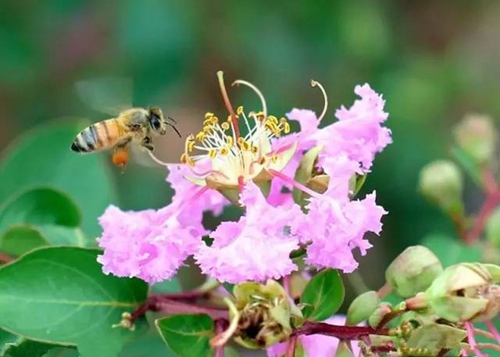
[180,73,294,189]
[181,108,291,187]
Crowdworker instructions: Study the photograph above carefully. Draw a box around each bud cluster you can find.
[345,245,500,355]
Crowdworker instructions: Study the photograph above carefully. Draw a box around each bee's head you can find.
[148,107,167,135]
[148,107,181,138]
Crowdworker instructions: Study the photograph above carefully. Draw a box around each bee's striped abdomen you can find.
[71,119,121,153]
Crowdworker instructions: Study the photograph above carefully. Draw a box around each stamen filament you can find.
[268,169,320,198]
[311,80,328,123]
[217,71,240,139]
[233,79,268,159]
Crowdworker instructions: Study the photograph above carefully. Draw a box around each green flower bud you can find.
[231,280,300,348]
[385,246,443,298]
[346,290,380,325]
[418,160,464,215]
[368,302,392,328]
[486,208,500,247]
[424,263,492,322]
[453,114,497,164]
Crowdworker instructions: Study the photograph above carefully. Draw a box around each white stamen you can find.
[311,79,328,122]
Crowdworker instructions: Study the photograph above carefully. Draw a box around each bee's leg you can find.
[112,140,131,171]
[126,123,143,132]
[142,136,154,151]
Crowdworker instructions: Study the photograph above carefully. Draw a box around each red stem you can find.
[294,321,388,340]
[465,169,500,244]
[130,295,228,324]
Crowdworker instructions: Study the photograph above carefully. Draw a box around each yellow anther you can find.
[220,147,229,156]
[267,115,278,124]
[204,112,214,120]
[259,157,266,165]
[283,122,290,134]
[271,155,278,163]
[181,153,195,166]
[195,132,205,141]
[236,106,244,116]
[226,136,234,147]
[251,146,258,154]
[187,140,195,152]
[255,111,266,120]
[221,122,230,131]
[208,148,217,159]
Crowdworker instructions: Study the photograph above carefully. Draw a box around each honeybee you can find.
[70,77,180,169]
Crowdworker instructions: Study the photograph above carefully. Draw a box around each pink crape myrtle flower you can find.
[96,201,205,284]
[269,82,390,205]
[195,182,301,284]
[95,73,391,285]
[266,315,362,357]
[313,83,392,170]
[166,158,229,218]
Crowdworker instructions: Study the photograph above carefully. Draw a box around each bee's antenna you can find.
[166,116,181,138]
[168,123,182,138]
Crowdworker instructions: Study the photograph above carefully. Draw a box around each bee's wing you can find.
[75,77,133,116]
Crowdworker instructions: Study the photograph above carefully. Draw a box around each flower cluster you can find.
[96,72,391,285]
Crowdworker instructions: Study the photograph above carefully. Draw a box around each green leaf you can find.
[2,339,54,357]
[422,234,482,267]
[0,123,118,237]
[300,269,344,321]
[155,314,214,357]
[0,329,18,352]
[0,187,88,247]
[119,328,175,357]
[0,226,48,256]
[151,279,181,294]
[42,347,80,357]
[0,187,80,232]
[0,247,148,357]
[292,146,322,205]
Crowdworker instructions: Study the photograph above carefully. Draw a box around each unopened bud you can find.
[486,208,500,247]
[385,246,443,298]
[418,160,464,215]
[425,263,492,322]
[368,302,392,328]
[346,290,380,325]
[453,114,497,164]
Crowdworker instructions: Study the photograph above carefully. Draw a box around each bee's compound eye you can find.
[150,115,161,131]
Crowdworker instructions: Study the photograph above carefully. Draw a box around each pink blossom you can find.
[97,202,205,284]
[293,191,387,273]
[195,182,301,283]
[267,315,362,356]
[314,83,391,170]
[166,159,229,217]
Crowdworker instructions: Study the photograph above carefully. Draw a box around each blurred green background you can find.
[1,0,498,291]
